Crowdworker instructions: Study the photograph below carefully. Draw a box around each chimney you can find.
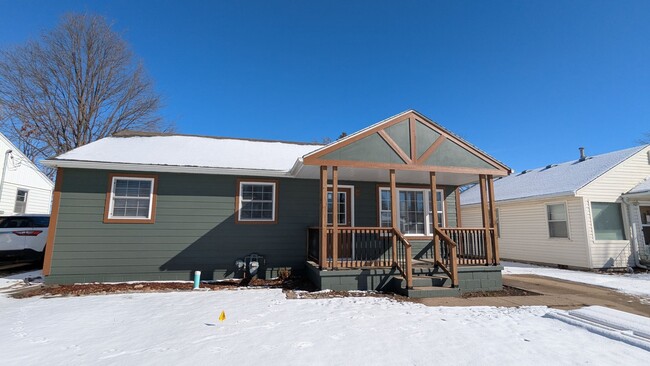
[579,147,586,162]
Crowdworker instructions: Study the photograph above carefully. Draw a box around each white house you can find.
[0,134,54,216]
[461,145,650,270]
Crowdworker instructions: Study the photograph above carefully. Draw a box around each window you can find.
[379,188,444,236]
[496,208,501,238]
[237,181,277,223]
[327,191,347,225]
[591,202,626,240]
[14,189,28,214]
[105,175,156,223]
[0,216,31,228]
[547,203,569,238]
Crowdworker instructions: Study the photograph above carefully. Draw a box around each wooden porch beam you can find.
[416,136,447,164]
[488,175,500,264]
[319,166,328,269]
[389,169,398,265]
[479,174,494,265]
[430,172,441,263]
[331,166,339,269]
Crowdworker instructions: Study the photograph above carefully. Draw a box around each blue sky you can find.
[1,1,649,171]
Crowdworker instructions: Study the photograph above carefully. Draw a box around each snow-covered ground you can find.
[1,288,649,366]
[503,261,650,298]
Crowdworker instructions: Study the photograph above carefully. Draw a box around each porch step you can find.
[402,286,461,298]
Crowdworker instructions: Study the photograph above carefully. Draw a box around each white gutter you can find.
[42,159,299,178]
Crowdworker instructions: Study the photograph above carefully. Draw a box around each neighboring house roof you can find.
[626,178,650,195]
[0,133,54,189]
[461,145,648,205]
[46,133,323,174]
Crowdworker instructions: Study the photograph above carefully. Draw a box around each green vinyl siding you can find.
[47,168,460,284]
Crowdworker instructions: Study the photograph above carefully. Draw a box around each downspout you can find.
[0,149,12,214]
[623,196,649,270]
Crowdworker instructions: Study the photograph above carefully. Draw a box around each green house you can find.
[43,110,511,297]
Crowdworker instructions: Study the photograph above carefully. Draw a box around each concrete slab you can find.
[414,274,650,318]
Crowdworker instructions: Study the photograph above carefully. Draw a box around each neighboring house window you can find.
[237,181,277,223]
[547,203,569,238]
[591,202,626,240]
[379,188,445,236]
[14,189,28,214]
[105,175,157,223]
[496,208,501,238]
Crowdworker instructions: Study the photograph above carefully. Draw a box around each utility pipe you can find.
[0,149,12,214]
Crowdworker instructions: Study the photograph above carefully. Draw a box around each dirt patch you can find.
[12,274,318,299]
[461,285,541,298]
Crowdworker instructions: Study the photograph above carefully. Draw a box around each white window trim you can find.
[238,181,277,222]
[107,176,155,220]
[379,187,445,237]
[546,201,570,240]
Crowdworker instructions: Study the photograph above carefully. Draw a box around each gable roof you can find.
[461,145,648,205]
[303,109,511,175]
[45,133,323,174]
[0,133,54,189]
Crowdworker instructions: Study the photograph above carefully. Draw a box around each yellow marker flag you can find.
[219,311,226,322]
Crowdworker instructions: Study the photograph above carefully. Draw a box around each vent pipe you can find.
[579,147,586,162]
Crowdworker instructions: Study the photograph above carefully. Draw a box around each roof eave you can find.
[43,159,296,178]
[461,190,577,206]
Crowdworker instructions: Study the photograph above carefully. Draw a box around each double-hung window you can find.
[105,176,156,223]
[237,181,277,223]
[379,187,445,236]
[14,189,28,214]
[547,203,569,238]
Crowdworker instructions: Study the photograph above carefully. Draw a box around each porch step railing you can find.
[438,228,497,266]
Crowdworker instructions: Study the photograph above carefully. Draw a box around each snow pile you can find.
[503,261,650,298]
[1,289,649,365]
[548,306,650,352]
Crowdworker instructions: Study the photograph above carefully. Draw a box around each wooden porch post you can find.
[479,174,494,265]
[487,175,500,264]
[319,166,328,269]
[389,169,398,266]
[331,166,339,269]
[455,188,462,227]
[430,172,441,263]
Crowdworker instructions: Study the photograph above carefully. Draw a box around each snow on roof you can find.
[628,178,650,195]
[49,134,324,172]
[461,145,648,205]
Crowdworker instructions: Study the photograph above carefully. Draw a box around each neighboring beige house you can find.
[461,145,650,269]
[0,134,54,215]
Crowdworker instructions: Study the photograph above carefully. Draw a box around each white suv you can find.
[0,215,50,263]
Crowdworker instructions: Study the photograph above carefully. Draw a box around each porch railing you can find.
[307,226,413,288]
[307,226,498,289]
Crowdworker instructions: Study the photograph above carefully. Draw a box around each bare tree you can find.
[0,13,165,170]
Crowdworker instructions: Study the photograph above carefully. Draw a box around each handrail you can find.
[392,228,413,289]
[434,227,459,287]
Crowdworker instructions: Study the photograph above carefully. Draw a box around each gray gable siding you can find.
[47,168,458,284]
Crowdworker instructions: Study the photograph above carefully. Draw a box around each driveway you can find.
[415,274,650,317]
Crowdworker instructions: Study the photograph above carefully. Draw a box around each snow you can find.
[0,269,42,293]
[49,135,323,172]
[628,178,650,194]
[503,261,650,298]
[2,289,649,365]
[461,145,648,205]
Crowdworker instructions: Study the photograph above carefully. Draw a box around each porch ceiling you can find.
[295,164,479,186]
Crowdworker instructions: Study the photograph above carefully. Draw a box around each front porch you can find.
[299,111,509,296]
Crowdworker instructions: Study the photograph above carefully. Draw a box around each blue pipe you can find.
[193,270,201,289]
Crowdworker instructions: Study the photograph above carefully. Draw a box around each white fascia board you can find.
[42,159,296,178]
[460,191,577,207]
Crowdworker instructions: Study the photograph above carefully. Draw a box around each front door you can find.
[639,206,650,246]
[327,187,352,258]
